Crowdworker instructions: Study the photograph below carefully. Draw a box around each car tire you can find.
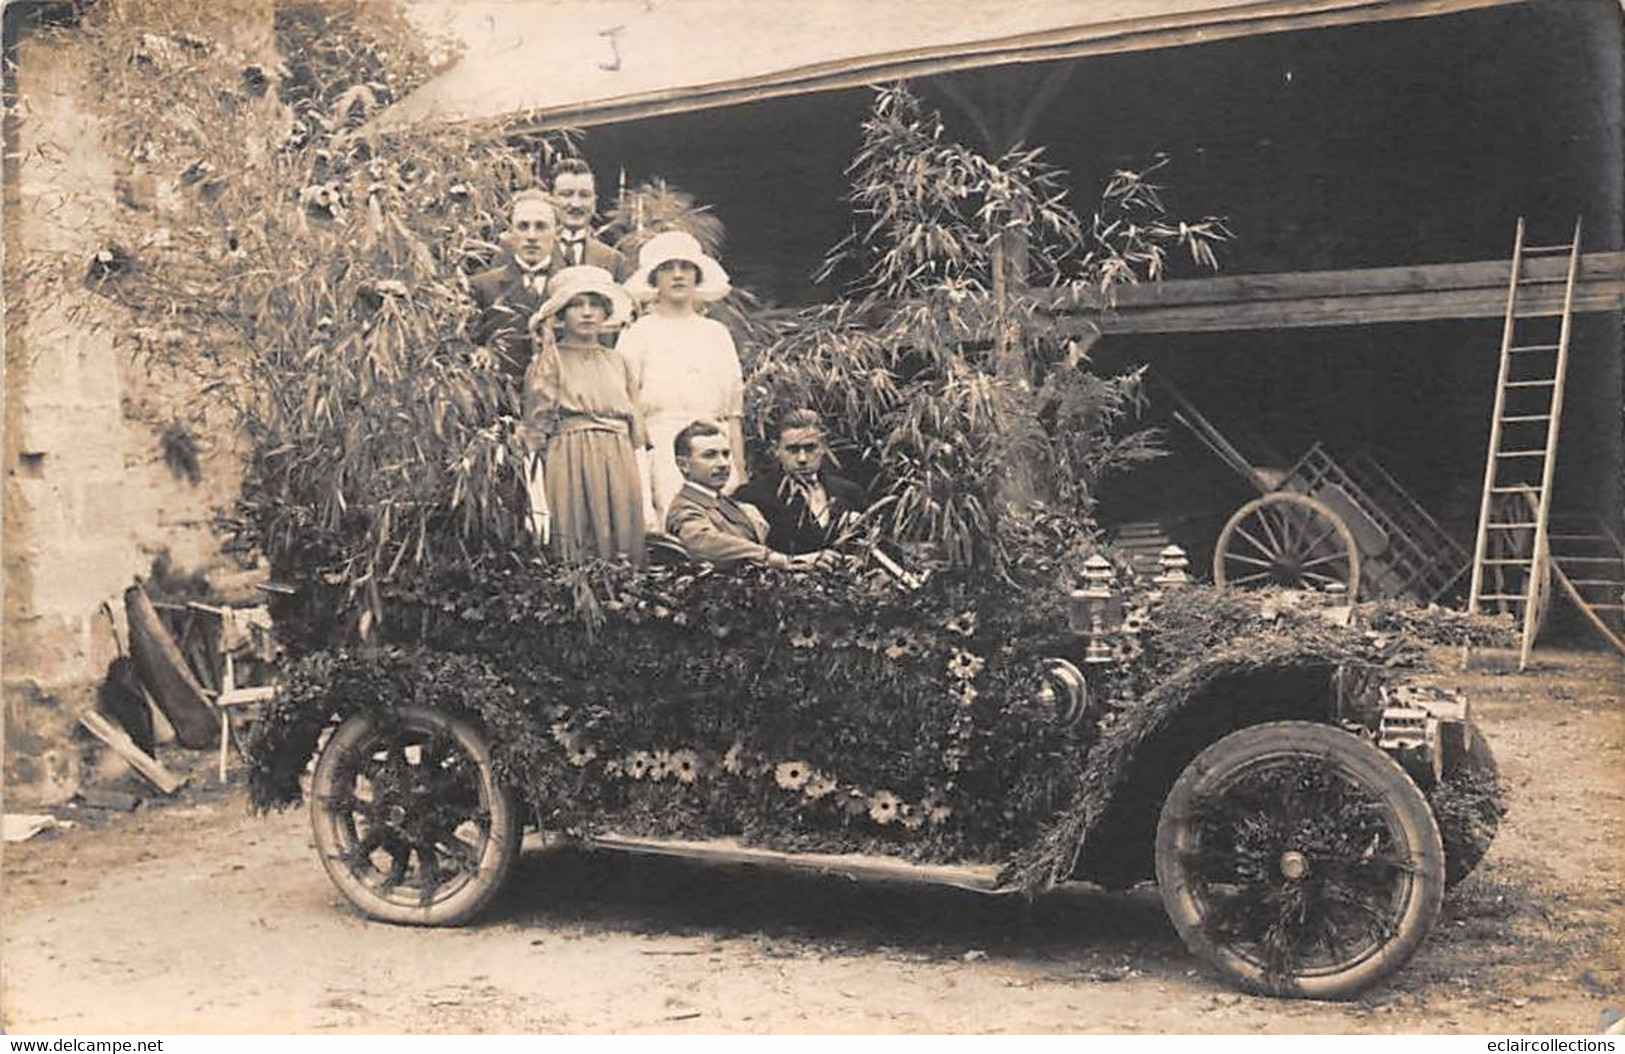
[1155,721,1445,1000]
[310,704,522,926]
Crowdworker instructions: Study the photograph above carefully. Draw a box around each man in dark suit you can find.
[549,159,630,280]
[734,409,867,556]
[666,420,836,570]
[469,189,557,378]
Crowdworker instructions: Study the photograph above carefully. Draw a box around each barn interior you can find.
[560,1,1621,619]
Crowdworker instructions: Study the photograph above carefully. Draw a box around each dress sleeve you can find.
[616,324,646,409]
[521,339,563,451]
[622,352,650,449]
[715,322,744,420]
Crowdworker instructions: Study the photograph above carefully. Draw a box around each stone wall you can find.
[3,26,246,805]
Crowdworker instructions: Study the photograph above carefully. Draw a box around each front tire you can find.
[310,704,522,926]
[1155,721,1444,999]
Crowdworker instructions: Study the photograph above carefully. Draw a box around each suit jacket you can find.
[469,258,548,378]
[732,470,867,555]
[665,482,773,566]
[553,234,630,280]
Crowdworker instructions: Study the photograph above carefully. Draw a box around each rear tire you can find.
[1155,721,1444,999]
[310,704,521,926]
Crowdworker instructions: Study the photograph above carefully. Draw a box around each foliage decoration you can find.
[748,86,1231,568]
[24,0,576,613]
[247,560,1509,893]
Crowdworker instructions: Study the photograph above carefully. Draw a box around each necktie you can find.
[518,267,547,294]
[560,234,586,267]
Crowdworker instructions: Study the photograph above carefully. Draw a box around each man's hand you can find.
[528,509,551,545]
[785,550,844,571]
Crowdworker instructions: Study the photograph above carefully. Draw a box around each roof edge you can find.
[379,0,1527,134]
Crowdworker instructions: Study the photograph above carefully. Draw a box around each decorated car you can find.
[245,533,1507,1002]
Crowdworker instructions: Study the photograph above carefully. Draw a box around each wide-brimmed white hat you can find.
[626,230,731,302]
[535,265,635,329]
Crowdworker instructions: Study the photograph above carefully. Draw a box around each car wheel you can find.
[310,704,522,926]
[1154,721,1444,1000]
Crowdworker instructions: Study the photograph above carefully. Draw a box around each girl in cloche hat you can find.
[523,264,648,565]
[617,230,744,523]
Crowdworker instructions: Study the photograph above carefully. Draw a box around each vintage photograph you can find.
[2,0,1621,1036]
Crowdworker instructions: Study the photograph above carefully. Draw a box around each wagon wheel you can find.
[1214,492,1362,598]
[1155,722,1444,1000]
[310,705,522,926]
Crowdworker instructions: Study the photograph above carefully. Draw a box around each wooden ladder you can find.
[1467,217,1582,669]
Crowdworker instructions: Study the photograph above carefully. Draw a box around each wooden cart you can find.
[1164,384,1467,602]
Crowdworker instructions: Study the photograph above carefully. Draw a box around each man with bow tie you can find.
[549,159,629,280]
[733,409,867,556]
[665,420,836,570]
[469,189,559,378]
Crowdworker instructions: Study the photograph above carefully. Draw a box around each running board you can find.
[571,833,1011,894]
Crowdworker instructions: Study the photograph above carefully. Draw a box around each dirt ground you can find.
[2,646,1620,1035]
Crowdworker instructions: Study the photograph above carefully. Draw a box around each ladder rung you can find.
[1509,344,1561,353]
[1522,243,1575,253]
[1500,414,1551,423]
[1481,559,1534,566]
[1495,450,1547,458]
[1504,379,1557,388]
[1487,522,1538,529]
[1489,486,1542,494]
[1478,594,1530,602]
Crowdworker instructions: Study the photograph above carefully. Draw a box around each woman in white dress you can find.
[616,230,743,522]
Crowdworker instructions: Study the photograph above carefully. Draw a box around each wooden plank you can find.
[1095,285,1623,334]
[585,833,1008,894]
[505,0,1526,133]
[80,712,186,795]
[1059,253,1625,312]
[1036,255,1625,335]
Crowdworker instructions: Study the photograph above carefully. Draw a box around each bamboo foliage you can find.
[22,0,570,608]
[751,86,1230,569]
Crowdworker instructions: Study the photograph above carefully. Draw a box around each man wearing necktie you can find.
[469,189,558,378]
[549,159,630,280]
[734,409,868,556]
[665,420,835,570]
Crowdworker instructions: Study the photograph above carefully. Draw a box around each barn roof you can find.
[381,0,1524,132]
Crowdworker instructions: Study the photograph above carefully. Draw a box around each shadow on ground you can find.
[493,844,1183,972]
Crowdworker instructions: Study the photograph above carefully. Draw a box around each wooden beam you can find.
[1043,251,1625,334]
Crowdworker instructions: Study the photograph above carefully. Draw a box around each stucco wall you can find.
[3,28,244,805]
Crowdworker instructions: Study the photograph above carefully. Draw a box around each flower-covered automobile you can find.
[247,542,1505,1001]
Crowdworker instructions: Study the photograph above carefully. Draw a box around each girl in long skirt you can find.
[523,265,648,565]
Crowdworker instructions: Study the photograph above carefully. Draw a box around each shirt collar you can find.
[684,480,719,499]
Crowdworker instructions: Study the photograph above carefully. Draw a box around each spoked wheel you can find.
[1214,493,1362,599]
[1155,722,1444,999]
[310,705,522,926]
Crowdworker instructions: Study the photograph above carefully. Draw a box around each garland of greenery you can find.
[246,565,1512,894]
